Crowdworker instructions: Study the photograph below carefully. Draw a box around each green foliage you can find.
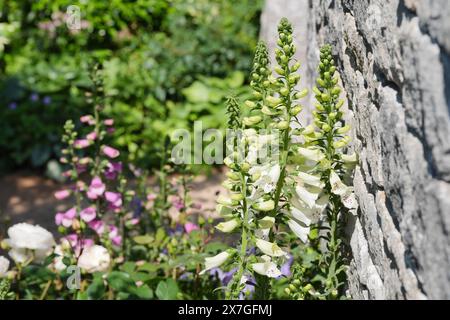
[0,0,262,172]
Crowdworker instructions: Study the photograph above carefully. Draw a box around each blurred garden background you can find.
[0,0,262,228]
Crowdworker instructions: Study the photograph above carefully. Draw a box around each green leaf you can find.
[107,271,135,292]
[133,234,154,245]
[182,81,210,103]
[130,285,153,299]
[87,275,106,300]
[155,279,179,300]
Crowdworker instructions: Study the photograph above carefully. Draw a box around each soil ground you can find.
[0,170,226,237]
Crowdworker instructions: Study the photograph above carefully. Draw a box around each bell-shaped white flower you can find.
[255,239,287,257]
[287,219,310,243]
[295,185,321,208]
[341,190,358,213]
[253,199,275,212]
[216,219,240,233]
[330,170,348,196]
[216,204,234,218]
[258,216,275,229]
[217,195,237,207]
[298,172,324,188]
[298,147,325,162]
[252,255,282,278]
[0,256,10,278]
[252,164,280,194]
[291,193,328,225]
[199,251,231,275]
[341,153,358,164]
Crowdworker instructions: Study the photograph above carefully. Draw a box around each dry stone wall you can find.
[260,0,450,299]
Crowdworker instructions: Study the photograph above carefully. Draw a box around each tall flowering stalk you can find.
[203,18,310,299]
[287,45,358,299]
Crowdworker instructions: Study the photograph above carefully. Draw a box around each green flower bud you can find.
[291,61,301,72]
[267,96,282,107]
[303,284,313,292]
[313,86,322,96]
[295,89,308,99]
[290,106,303,116]
[336,99,344,109]
[243,116,262,126]
[245,100,256,108]
[230,193,244,201]
[275,67,285,75]
[283,44,290,52]
[289,284,297,292]
[280,87,289,96]
[321,93,330,102]
[317,78,326,87]
[315,103,325,111]
[253,91,262,99]
[277,120,289,130]
[261,105,279,116]
[332,87,341,96]
[332,76,339,85]
[322,124,331,132]
[329,112,337,120]
[284,288,291,295]
[226,171,240,181]
[253,199,275,211]
[288,74,300,84]
[241,162,251,172]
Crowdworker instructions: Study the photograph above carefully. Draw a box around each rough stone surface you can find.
[261,0,450,299]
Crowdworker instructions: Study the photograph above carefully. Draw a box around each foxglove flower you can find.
[87,176,105,199]
[215,219,240,233]
[104,161,122,180]
[184,222,200,234]
[252,255,283,278]
[255,239,287,257]
[74,139,90,149]
[54,189,71,200]
[102,145,120,159]
[80,207,96,223]
[200,251,232,275]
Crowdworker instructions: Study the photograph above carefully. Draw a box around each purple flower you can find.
[104,161,122,180]
[8,102,17,110]
[43,96,52,105]
[280,254,294,278]
[30,93,39,102]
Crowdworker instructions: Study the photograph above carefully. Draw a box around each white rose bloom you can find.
[287,219,310,243]
[215,219,240,233]
[199,251,231,275]
[252,255,282,278]
[77,245,111,273]
[255,239,287,257]
[0,256,10,277]
[6,223,55,263]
